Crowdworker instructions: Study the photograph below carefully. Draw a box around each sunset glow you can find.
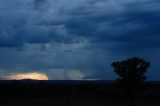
[5,72,48,80]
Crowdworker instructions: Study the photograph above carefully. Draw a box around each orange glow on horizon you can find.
[5,72,48,80]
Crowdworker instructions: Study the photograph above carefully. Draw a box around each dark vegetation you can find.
[0,57,160,106]
[112,57,150,106]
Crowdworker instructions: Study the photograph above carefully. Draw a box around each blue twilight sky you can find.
[0,0,160,80]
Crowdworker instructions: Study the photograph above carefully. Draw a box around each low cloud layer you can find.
[0,0,160,80]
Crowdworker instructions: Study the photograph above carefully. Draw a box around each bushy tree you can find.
[111,57,150,106]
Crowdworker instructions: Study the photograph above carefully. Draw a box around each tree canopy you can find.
[111,57,150,91]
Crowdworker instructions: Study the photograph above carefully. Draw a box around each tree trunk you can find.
[127,91,136,106]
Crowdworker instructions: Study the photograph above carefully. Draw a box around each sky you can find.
[0,0,160,80]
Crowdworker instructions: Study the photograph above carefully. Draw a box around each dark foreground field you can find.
[0,80,160,106]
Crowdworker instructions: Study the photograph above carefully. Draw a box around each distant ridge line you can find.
[0,80,159,85]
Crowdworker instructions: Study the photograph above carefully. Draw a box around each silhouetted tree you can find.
[111,57,150,106]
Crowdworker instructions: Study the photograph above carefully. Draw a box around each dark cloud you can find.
[1,0,160,49]
[63,0,160,51]
[33,0,49,11]
[0,0,160,80]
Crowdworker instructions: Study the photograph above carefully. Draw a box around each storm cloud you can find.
[0,0,160,80]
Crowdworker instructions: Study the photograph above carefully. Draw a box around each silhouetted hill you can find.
[0,79,115,84]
